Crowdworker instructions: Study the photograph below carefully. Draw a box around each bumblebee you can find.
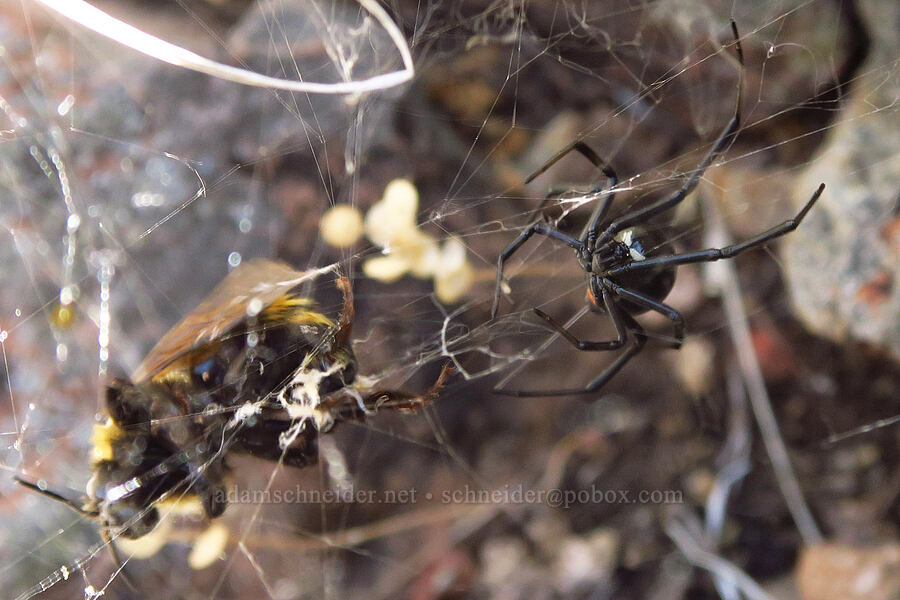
[17,259,451,544]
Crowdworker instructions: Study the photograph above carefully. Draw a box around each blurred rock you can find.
[784,0,900,360]
[480,536,529,587]
[669,338,715,397]
[552,528,619,593]
[796,543,900,600]
[410,550,475,600]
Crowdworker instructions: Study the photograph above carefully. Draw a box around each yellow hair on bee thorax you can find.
[262,295,334,328]
[90,419,125,463]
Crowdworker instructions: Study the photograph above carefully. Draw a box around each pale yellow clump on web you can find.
[317,178,474,303]
[434,236,475,304]
[364,178,420,246]
[319,204,365,248]
[364,179,473,303]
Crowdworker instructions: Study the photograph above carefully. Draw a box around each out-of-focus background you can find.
[1,1,898,598]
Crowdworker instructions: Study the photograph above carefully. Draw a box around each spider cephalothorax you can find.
[583,227,678,316]
[491,21,825,397]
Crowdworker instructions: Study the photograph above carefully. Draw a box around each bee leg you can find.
[336,363,455,418]
[347,387,376,416]
[205,486,227,518]
[199,483,227,519]
[335,274,354,347]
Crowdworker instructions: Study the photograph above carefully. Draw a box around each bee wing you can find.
[132,260,327,382]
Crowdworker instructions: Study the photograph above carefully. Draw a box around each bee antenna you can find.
[14,475,100,517]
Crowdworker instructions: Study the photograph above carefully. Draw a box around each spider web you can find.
[2,1,899,599]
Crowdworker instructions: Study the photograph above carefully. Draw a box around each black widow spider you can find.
[491,21,825,397]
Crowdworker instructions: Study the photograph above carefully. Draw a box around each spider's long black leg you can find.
[579,310,646,400]
[525,141,616,187]
[523,187,585,226]
[605,279,685,349]
[524,140,619,246]
[606,184,825,278]
[594,21,744,248]
[531,282,627,351]
[571,143,619,245]
[493,296,645,397]
[546,142,621,245]
[492,222,584,319]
